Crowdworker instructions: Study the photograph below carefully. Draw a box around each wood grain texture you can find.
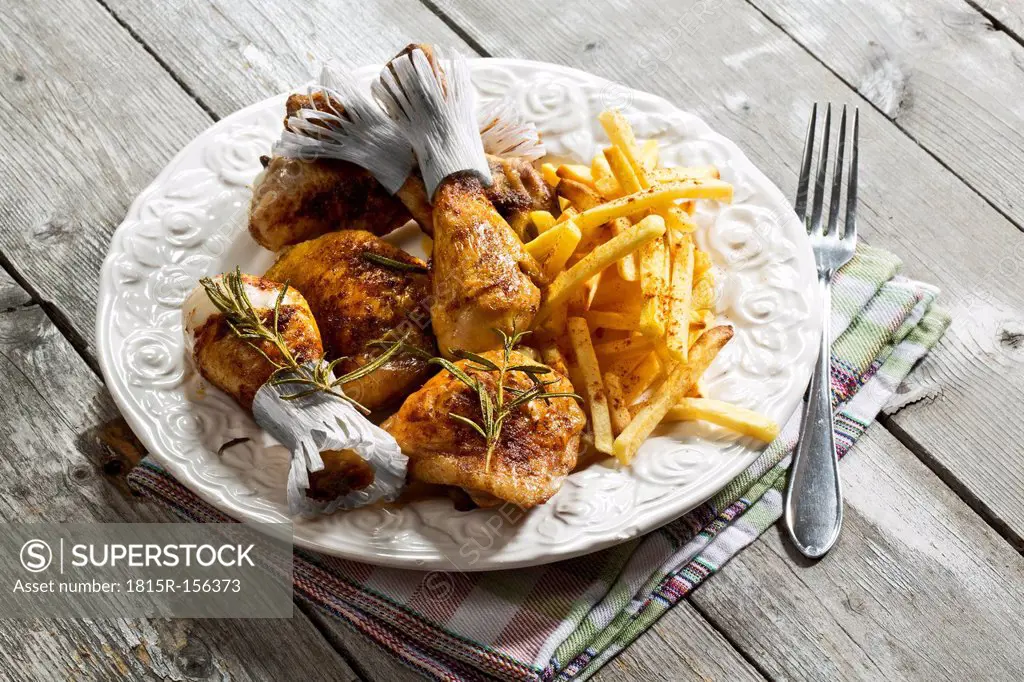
[598,604,766,682]
[971,0,1024,40]
[0,0,214,354]
[99,0,471,116]
[87,5,778,680]
[753,0,1024,232]
[0,271,360,680]
[689,426,1024,680]
[439,0,1024,544]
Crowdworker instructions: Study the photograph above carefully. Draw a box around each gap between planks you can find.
[412,0,1024,555]
[965,0,1024,49]
[15,0,1021,675]
[738,0,1024,237]
[733,0,1024,556]
[92,0,220,119]
[38,0,1024,563]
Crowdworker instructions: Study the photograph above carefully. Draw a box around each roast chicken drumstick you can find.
[374,45,545,355]
[251,61,556,251]
[264,230,436,410]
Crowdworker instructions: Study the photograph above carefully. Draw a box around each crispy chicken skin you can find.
[485,155,558,238]
[188,274,374,499]
[264,231,435,410]
[251,88,555,249]
[249,155,410,252]
[431,173,543,356]
[249,153,553,248]
[190,275,323,411]
[382,350,585,508]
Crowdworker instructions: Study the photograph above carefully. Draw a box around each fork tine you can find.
[825,105,847,235]
[809,103,831,234]
[794,103,817,223]
[844,107,859,242]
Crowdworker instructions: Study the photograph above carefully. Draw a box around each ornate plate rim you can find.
[96,58,820,571]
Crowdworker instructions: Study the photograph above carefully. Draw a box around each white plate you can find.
[96,59,820,571]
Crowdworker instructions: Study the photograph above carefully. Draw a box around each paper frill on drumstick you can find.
[251,364,408,516]
[373,45,491,198]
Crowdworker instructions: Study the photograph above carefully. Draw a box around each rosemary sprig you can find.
[200,268,406,414]
[361,251,428,274]
[374,328,581,471]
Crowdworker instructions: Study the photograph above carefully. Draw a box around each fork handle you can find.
[784,275,843,558]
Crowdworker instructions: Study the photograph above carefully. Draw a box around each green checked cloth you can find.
[128,243,949,682]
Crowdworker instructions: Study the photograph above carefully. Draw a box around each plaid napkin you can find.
[128,243,949,682]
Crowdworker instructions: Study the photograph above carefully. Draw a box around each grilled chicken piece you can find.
[485,155,558,239]
[185,273,324,411]
[253,64,553,251]
[374,45,545,356]
[264,230,435,410]
[431,174,543,354]
[183,274,377,501]
[249,90,415,252]
[382,350,585,508]
[249,156,411,252]
[250,152,552,250]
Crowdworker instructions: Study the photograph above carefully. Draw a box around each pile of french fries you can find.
[526,110,780,465]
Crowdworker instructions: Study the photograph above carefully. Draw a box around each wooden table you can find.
[2,0,1023,678]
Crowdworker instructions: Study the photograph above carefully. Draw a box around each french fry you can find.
[638,230,669,340]
[661,204,696,237]
[692,274,715,311]
[603,146,643,195]
[604,372,632,436]
[589,270,641,312]
[651,165,720,184]
[613,326,733,464]
[623,352,662,405]
[665,234,695,361]
[524,220,582,280]
[530,210,557,233]
[639,139,659,174]
[540,344,570,377]
[535,215,666,323]
[541,162,560,187]
[595,176,622,201]
[693,249,713,279]
[665,398,780,443]
[593,335,653,359]
[610,217,639,281]
[555,206,579,225]
[584,309,640,331]
[572,180,733,236]
[558,196,572,211]
[542,300,569,340]
[579,271,602,311]
[567,317,614,454]
[557,164,595,187]
[598,109,651,188]
[557,178,603,212]
[592,152,614,182]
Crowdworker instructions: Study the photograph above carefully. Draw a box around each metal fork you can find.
[783,103,859,559]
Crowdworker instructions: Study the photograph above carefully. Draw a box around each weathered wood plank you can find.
[971,0,1024,41]
[0,0,214,354]
[93,6,775,679]
[748,0,1024,549]
[99,0,472,117]
[688,425,1024,679]
[753,0,1024,232]
[597,604,766,682]
[438,0,1024,545]
[0,271,360,680]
